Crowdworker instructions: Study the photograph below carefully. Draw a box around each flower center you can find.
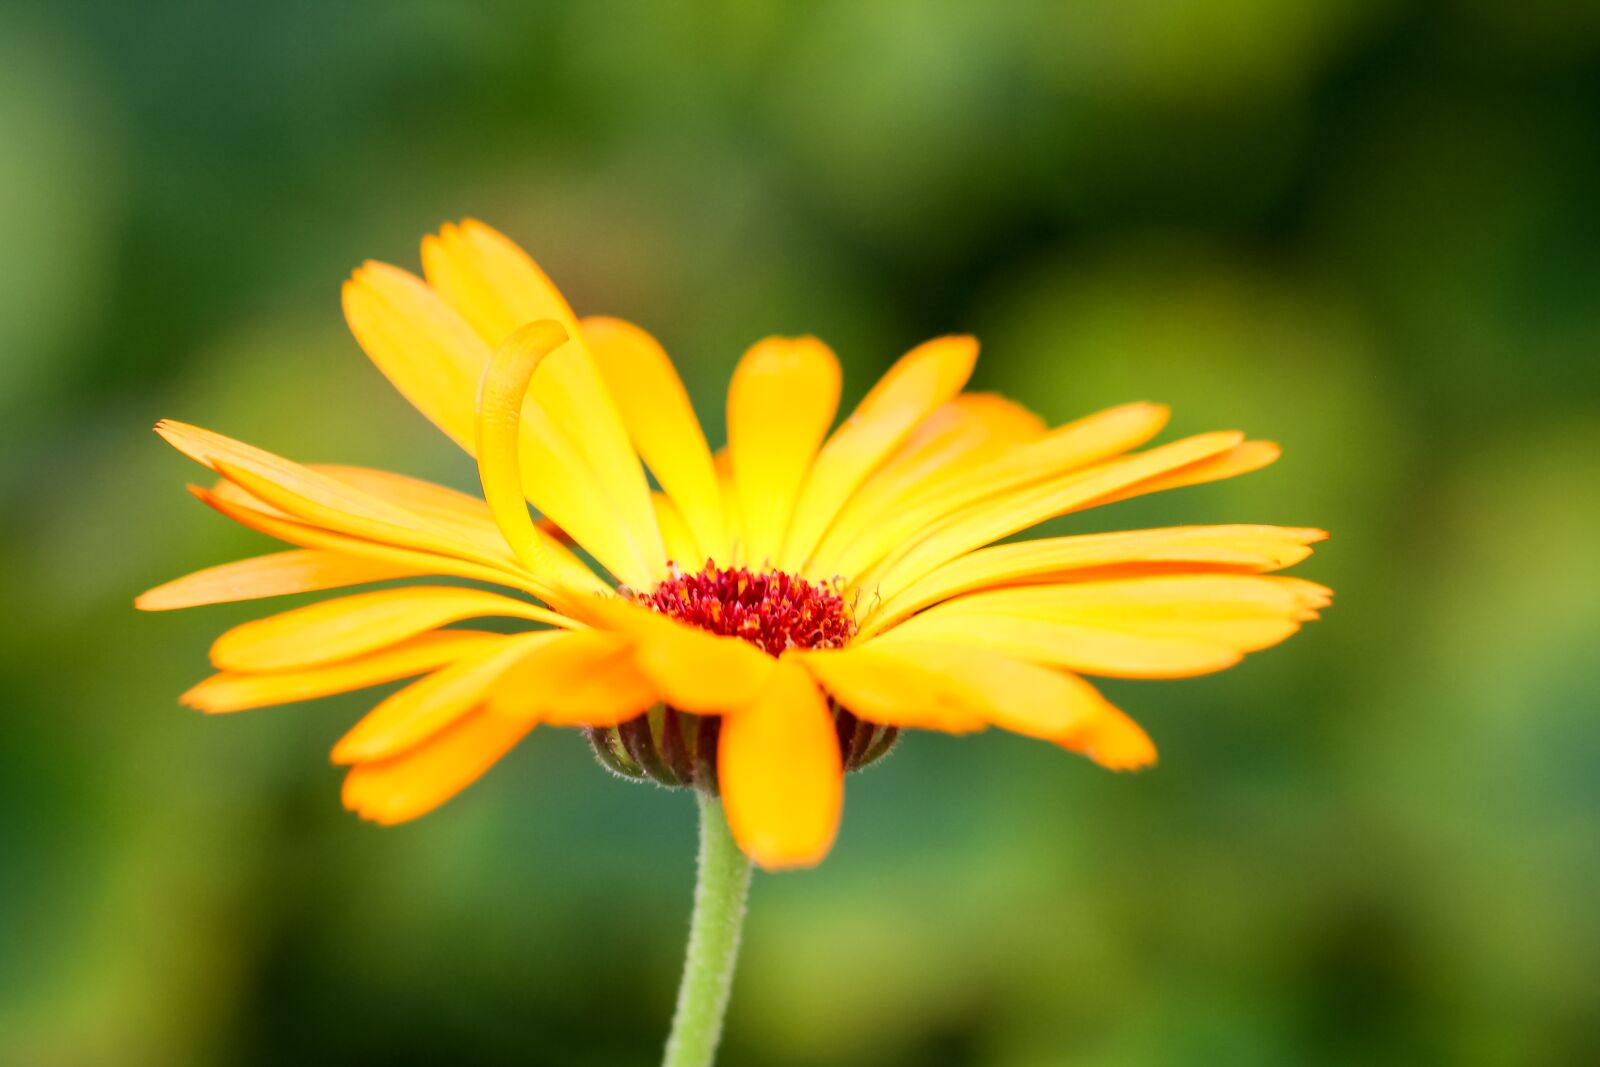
[636,561,856,657]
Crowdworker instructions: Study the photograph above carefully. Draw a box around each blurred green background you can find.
[3,1,1598,1064]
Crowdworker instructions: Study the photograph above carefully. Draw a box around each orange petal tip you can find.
[178,684,219,714]
[1101,749,1159,772]
[329,738,364,767]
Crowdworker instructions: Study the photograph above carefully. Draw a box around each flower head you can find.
[634,562,858,657]
[140,220,1330,870]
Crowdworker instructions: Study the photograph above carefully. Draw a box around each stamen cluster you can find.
[638,561,856,657]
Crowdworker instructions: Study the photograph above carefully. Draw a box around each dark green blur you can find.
[2,2,1597,1064]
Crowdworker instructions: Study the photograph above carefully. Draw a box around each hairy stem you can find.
[662,790,754,1067]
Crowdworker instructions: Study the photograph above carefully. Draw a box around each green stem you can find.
[662,790,754,1067]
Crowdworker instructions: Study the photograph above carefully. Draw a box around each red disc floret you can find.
[638,561,857,657]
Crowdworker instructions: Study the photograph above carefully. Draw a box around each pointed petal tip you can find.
[1088,400,1170,432]
[923,333,979,357]
[340,274,365,308]
[1289,578,1334,604]
[134,584,204,612]
[347,259,408,288]
[1105,750,1159,772]
[178,683,220,714]
[152,419,190,448]
[340,777,383,822]
[458,217,493,237]
[342,787,415,828]
[343,797,381,823]
[1080,736,1159,772]
[1059,699,1160,770]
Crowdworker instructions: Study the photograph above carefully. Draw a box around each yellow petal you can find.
[1084,440,1282,509]
[476,320,662,589]
[342,260,489,452]
[188,483,563,605]
[210,586,576,672]
[719,659,843,870]
[157,420,448,534]
[181,631,506,713]
[526,349,665,581]
[799,641,1103,739]
[863,431,1246,601]
[421,219,581,347]
[332,632,557,763]
[921,402,1171,514]
[342,707,531,825]
[875,575,1330,678]
[345,245,660,587]
[425,223,666,580]
[826,402,1170,584]
[579,597,777,714]
[974,659,1129,742]
[317,464,492,519]
[584,316,726,561]
[313,465,498,549]
[476,319,577,571]
[214,459,526,577]
[1059,703,1158,771]
[314,464,605,595]
[794,644,988,734]
[652,494,704,568]
[715,449,745,567]
[726,337,841,567]
[488,629,658,727]
[137,550,423,611]
[155,419,597,602]
[206,474,291,518]
[878,612,1248,678]
[806,393,1046,579]
[779,335,977,572]
[862,525,1327,636]
[951,573,1334,619]
[522,402,664,587]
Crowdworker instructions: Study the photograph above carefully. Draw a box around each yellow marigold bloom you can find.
[140,220,1330,871]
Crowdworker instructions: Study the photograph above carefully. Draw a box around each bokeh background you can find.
[4,2,1598,1064]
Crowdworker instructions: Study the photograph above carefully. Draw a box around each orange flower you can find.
[140,220,1330,871]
